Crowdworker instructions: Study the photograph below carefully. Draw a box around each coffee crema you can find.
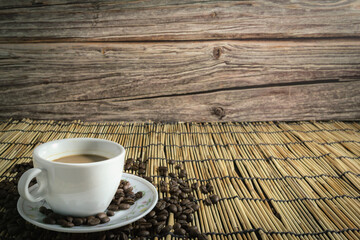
[52,154,107,164]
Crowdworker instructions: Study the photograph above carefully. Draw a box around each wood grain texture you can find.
[0,0,359,42]
[0,40,359,107]
[0,81,359,121]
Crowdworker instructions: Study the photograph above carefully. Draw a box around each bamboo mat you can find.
[0,119,359,240]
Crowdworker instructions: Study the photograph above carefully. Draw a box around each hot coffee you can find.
[53,154,107,164]
[18,138,125,217]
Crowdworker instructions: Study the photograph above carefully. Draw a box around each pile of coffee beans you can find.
[39,179,143,228]
[0,159,220,239]
[121,198,206,240]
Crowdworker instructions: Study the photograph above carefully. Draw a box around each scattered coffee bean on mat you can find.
[210,194,220,204]
[200,184,208,194]
[204,197,212,206]
[158,166,168,176]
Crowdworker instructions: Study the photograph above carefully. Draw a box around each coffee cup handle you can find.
[18,168,48,202]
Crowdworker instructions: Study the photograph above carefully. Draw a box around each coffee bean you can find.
[88,218,101,226]
[146,210,156,218]
[179,192,187,199]
[96,212,107,219]
[155,201,166,211]
[183,208,194,215]
[62,221,74,228]
[139,222,152,229]
[155,222,165,233]
[181,199,191,206]
[158,209,169,217]
[39,206,48,215]
[116,187,124,193]
[56,219,67,225]
[158,166,168,171]
[168,204,177,213]
[210,194,220,204]
[137,218,147,223]
[124,164,132,171]
[170,196,178,203]
[174,228,186,235]
[181,187,192,193]
[169,172,176,178]
[188,226,201,237]
[124,186,133,194]
[191,182,199,190]
[177,178,185,185]
[43,217,56,224]
[160,186,168,192]
[126,158,134,164]
[206,184,214,193]
[175,164,181,169]
[169,186,179,194]
[173,222,181,230]
[107,210,115,216]
[122,198,135,205]
[177,219,188,226]
[118,203,131,210]
[158,166,168,176]
[176,204,183,212]
[137,230,150,237]
[108,204,119,211]
[65,216,73,223]
[178,169,187,178]
[123,181,131,191]
[143,176,152,182]
[160,225,172,234]
[73,218,83,226]
[178,214,187,221]
[204,197,212,205]
[187,214,193,222]
[135,191,143,199]
[100,217,110,223]
[156,214,168,221]
[148,218,157,225]
[191,203,200,211]
[131,163,139,171]
[200,184,208,194]
[45,208,53,216]
[169,159,175,164]
[188,194,195,201]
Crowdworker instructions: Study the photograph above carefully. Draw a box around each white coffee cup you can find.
[18,138,125,217]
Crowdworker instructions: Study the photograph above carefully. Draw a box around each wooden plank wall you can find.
[0,0,359,122]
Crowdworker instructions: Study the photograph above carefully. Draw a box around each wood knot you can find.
[211,107,226,120]
[210,11,217,18]
[101,48,108,57]
[213,47,222,60]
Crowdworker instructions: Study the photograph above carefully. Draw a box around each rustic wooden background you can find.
[0,0,359,122]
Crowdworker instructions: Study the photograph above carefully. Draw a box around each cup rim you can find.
[33,138,125,167]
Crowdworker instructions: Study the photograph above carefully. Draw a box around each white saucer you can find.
[17,173,158,233]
